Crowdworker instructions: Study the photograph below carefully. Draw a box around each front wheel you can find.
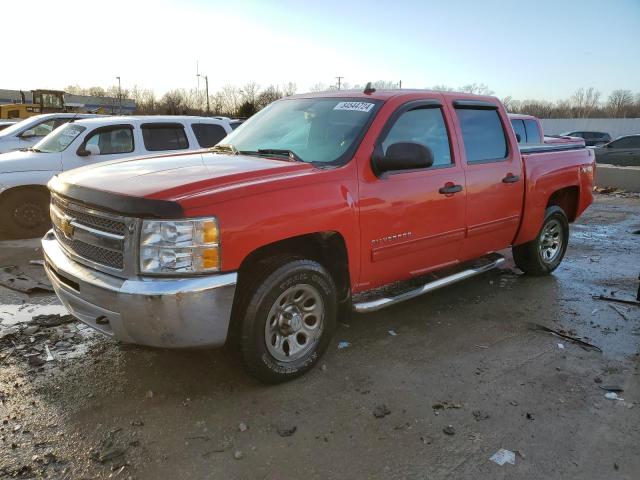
[238,259,337,383]
[0,188,50,239]
[513,206,569,276]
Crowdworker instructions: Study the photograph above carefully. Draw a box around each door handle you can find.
[502,173,520,183]
[439,184,463,195]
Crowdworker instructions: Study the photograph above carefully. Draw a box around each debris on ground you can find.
[608,304,629,321]
[526,412,535,420]
[472,410,490,421]
[44,345,55,362]
[388,330,397,336]
[432,401,462,410]
[337,341,351,349]
[233,450,244,460]
[442,425,455,436]
[529,323,603,352]
[30,314,74,327]
[599,385,624,393]
[557,343,565,349]
[372,405,391,418]
[605,392,623,401]
[592,294,640,307]
[0,266,53,293]
[276,425,297,437]
[29,260,45,266]
[490,448,516,466]
[238,422,248,432]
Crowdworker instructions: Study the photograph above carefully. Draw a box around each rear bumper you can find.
[42,230,237,348]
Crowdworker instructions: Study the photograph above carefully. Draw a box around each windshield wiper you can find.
[20,147,42,153]
[254,148,303,162]
[210,143,238,154]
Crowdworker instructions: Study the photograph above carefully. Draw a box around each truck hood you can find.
[0,150,62,174]
[56,151,315,200]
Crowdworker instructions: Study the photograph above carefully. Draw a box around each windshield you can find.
[221,97,381,164]
[0,117,40,138]
[34,123,86,153]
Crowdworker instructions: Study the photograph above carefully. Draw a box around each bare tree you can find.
[282,82,297,97]
[459,83,494,95]
[607,89,634,117]
[431,85,454,92]
[570,87,601,118]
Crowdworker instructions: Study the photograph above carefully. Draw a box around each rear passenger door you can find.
[449,100,525,261]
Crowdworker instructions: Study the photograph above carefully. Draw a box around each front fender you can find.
[0,170,61,194]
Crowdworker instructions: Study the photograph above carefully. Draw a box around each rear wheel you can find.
[513,206,569,275]
[237,258,337,383]
[0,188,50,239]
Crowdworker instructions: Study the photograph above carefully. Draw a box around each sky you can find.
[4,0,639,101]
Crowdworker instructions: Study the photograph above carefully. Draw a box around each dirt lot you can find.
[1,193,639,480]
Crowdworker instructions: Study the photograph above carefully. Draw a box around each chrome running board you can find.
[352,254,506,313]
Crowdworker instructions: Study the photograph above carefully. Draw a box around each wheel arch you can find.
[546,186,580,222]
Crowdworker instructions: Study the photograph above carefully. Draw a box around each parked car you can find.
[560,131,611,147]
[593,134,640,167]
[42,89,595,383]
[0,120,18,132]
[0,115,234,238]
[509,114,584,146]
[0,113,101,153]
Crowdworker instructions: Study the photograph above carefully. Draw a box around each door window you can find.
[455,108,508,163]
[85,126,134,155]
[381,107,452,167]
[511,119,526,144]
[141,123,189,151]
[192,123,228,148]
[609,136,640,149]
[523,120,541,144]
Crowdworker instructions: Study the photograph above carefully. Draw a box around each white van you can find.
[0,116,233,238]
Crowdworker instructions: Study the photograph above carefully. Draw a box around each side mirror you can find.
[20,129,36,139]
[77,144,100,157]
[372,142,434,175]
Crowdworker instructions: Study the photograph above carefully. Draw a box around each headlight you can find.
[139,218,220,275]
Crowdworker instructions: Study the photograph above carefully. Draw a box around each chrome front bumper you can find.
[42,230,237,348]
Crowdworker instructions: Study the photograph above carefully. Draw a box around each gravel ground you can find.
[1,193,639,479]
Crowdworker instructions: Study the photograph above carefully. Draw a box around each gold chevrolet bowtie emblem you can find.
[59,215,75,239]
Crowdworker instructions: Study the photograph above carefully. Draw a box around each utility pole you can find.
[399,80,402,89]
[335,76,343,90]
[116,76,122,114]
[197,73,210,115]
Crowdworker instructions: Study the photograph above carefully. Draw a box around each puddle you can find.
[0,303,67,327]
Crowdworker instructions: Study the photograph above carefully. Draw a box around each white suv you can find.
[0,115,234,238]
[0,113,102,153]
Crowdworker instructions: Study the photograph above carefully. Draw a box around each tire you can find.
[0,188,50,239]
[237,258,337,383]
[513,206,569,276]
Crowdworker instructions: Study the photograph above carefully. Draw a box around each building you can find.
[0,89,136,115]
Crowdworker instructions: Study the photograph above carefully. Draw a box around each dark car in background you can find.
[594,135,640,167]
[561,131,611,147]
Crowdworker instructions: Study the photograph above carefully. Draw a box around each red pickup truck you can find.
[43,89,595,382]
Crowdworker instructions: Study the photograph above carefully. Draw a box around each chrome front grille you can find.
[56,232,124,270]
[50,195,133,273]
[52,196,126,235]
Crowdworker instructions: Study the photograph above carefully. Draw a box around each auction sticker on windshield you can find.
[333,102,375,112]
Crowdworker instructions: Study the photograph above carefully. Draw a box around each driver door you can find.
[62,124,136,171]
[357,99,467,290]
